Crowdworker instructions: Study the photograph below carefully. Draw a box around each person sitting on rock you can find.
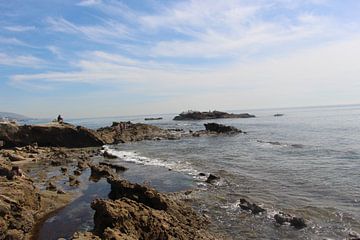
[57,114,64,124]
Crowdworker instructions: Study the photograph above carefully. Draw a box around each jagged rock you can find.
[77,160,89,170]
[0,122,104,148]
[96,122,177,144]
[204,123,241,134]
[198,172,206,176]
[74,169,82,176]
[90,164,115,182]
[107,177,168,210]
[173,110,255,120]
[50,160,61,166]
[205,174,220,184]
[239,198,265,215]
[274,212,307,229]
[69,175,81,187]
[99,162,127,172]
[5,153,26,162]
[60,167,68,173]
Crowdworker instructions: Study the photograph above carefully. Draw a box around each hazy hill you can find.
[0,112,30,121]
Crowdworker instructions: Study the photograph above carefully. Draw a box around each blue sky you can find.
[1,0,360,118]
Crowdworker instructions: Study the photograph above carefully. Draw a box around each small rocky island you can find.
[173,110,255,120]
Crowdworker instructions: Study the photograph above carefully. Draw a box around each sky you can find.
[1,0,360,118]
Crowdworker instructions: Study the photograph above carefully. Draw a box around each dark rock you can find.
[50,160,61,166]
[77,160,89,170]
[274,113,284,117]
[198,173,206,177]
[73,170,82,176]
[174,110,255,120]
[239,198,265,215]
[205,174,220,184]
[144,117,163,121]
[60,167,67,173]
[274,212,307,229]
[204,123,241,134]
[102,151,117,159]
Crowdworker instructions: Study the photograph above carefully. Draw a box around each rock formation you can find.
[0,122,104,148]
[173,110,255,120]
[74,176,218,240]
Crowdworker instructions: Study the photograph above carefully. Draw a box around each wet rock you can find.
[198,173,206,176]
[99,162,127,172]
[60,167,68,173]
[205,174,220,184]
[239,198,265,215]
[204,123,241,134]
[173,110,255,120]
[6,153,26,162]
[102,151,117,159]
[274,212,307,229]
[73,169,82,176]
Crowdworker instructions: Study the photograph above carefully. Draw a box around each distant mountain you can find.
[0,112,31,121]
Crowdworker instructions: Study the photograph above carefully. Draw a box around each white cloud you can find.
[0,36,28,46]
[4,25,35,32]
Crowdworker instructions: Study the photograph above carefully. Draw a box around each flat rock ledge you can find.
[72,175,219,240]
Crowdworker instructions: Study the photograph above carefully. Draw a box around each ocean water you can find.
[37,105,360,239]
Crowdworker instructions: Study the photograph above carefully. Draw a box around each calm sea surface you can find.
[36,105,360,239]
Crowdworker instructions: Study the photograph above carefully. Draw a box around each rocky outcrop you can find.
[0,122,104,148]
[96,122,179,144]
[173,110,255,120]
[204,123,241,134]
[76,176,218,240]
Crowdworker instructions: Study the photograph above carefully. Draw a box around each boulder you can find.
[174,110,255,120]
[90,164,115,182]
[204,123,241,134]
[102,151,117,159]
[0,122,104,148]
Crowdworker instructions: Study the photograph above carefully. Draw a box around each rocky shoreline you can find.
[173,110,255,120]
[0,121,241,239]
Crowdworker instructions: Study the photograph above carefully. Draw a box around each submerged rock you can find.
[239,198,266,215]
[173,110,255,120]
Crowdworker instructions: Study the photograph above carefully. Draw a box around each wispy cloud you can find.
[0,52,45,68]
[77,0,102,6]
[4,25,36,32]
[0,36,28,46]
[46,17,132,43]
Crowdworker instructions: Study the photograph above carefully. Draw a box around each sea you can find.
[34,105,360,240]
